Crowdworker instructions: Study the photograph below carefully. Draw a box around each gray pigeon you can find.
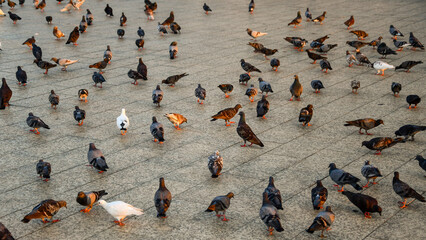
[36,160,51,182]
[152,85,163,107]
[48,90,59,109]
[195,84,206,104]
[79,16,87,33]
[289,75,303,101]
[259,192,284,235]
[306,206,334,238]
[310,80,324,93]
[73,106,86,126]
[16,66,27,86]
[392,172,425,208]
[128,70,144,85]
[311,180,328,210]
[256,95,269,119]
[150,116,164,144]
[394,125,426,141]
[103,46,112,63]
[329,163,362,192]
[264,177,283,210]
[92,72,106,88]
[87,143,108,173]
[205,192,234,221]
[361,161,382,188]
[320,59,332,73]
[391,82,401,97]
[415,155,426,175]
[154,178,172,218]
[208,150,223,178]
[258,78,273,96]
[27,113,50,134]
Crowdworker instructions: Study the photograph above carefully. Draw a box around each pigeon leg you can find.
[51,219,60,223]
[197,99,200,103]
[42,219,50,224]
[262,116,267,119]
[250,97,254,102]
[269,226,274,235]
[372,179,377,185]
[114,220,125,226]
[289,97,293,101]
[225,121,231,127]
[80,207,92,213]
[307,123,312,126]
[121,130,125,135]
[325,69,328,73]
[85,97,88,102]
[44,69,48,74]
[364,212,372,218]
[264,55,269,60]
[78,120,84,126]
[159,141,164,144]
[154,139,158,142]
[215,214,223,217]
[374,151,381,155]
[98,171,104,174]
[93,83,97,87]
[398,199,407,209]
[221,214,229,221]
[225,93,229,98]
[381,70,385,76]
[337,186,344,192]
[274,68,278,72]
[73,43,78,46]
[362,181,370,188]
[240,140,247,147]
[43,179,49,182]
[408,105,412,109]
[35,128,40,135]
[311,60,316,64]
[99,83,103,88]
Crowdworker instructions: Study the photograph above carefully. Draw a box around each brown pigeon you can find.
[344,118,384,135]
[211,104,242,126]
[154,178,172,218]
[22,199,67,223]
[237,111,264,147]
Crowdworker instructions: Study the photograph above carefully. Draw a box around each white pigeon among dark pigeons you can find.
[98,200,143,226]
[116,108,129,135]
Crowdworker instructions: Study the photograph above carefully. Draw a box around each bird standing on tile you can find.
[36,160,51,182]
[92,72,106,88]
[66,27,80,46]
[208,150,223,178]
[22,200,67,223]
[299,104,313,126]
[312,11,326,24]
[161,73,188,87]
[264,177,283,210]
[351,80,360,94]
[394,125,426,141]
[74,106,86,126]
[289,75,303,101]
[117,109,129,135]
[344,15,354,29]
[152,85,163,107]
[26,113,49,134]
[395,61,422,72]
[237,111,264,147]
[361,161,382,188]
[391,82,401,97]
[392,172,425,208]
[288,11,302,28]
[48,90,59,110]
[169,41,178,59]
[260,192,284,235]
[211,104,242,126]
[104,4,113,16]
[361,137,404,155]
[311,80,324,93]
[218,84,233,98]
[78,89,88,102]
[205,192,234,221]
[306,206,334,238]
[409,32,424,50]
[51,58,78,71]
[98,200,143,226]
[241,59,261,76]
[257,95,269,119]
[406,95,421,109]
[203,3,212,14]
[0,78,12,108]
[311,180,328,210]
[87,143,108,173]
[247,28,267,41]
[329,163,362,192]
[154,178,172,218]
[150,117,165,144]
[342,191,382,218]
[120,12,127,26]
[164,113,187,130]
[76,190,107,213]
[53,26,65,40]
[344,118,384,135]
[195,84,206,104]
[389,25,403,40]
[16,66,27,86]
[248,0,255,14]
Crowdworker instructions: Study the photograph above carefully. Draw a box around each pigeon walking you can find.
[195,84,206,104]
[256,95,269,119]
[48,90,59,109]
[391,82,401,97]
[98,200,143,226]
[203,3,212,14]
[152,85,163,107]
[306,206,334,238]
[26,112,49,134]
[311,180,328,210]
[76,190,107,213]
[409,32,424,50]
[392,172,425,208]
[289,75,303,101]
[311,80,324,93]
[240,59,261,76]
[87,143,108,173]
[36,160,51,182]
[361,161,382,188]
[237,112,264,147]
[329,163,362,192]
[299,104,313,126]
[406,95,421,109]
[208,150,223,178]
[116,109,129,135]
[260,192,284,235]
[161,73,188,87]
[205,192,234,221]
[0,78,12,108]
[344,118,384,135]
[16,66,27,86]
[150,116,164,144]
[73,106,85,126]
[154,178,172,218]
[218,84,234,98]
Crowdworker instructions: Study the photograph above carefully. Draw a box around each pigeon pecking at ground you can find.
[306,206,334,238]
[342,191,382,218]
[394,125,426,141]
[344,118,384,135]
[299,104,313,127]
[22,199,67,223]
[154,178,172,218]
[361,137,404,155]
[205,192,234,221]
[98,200,143,226]
[76,190,108,213]
[164,113,187,130]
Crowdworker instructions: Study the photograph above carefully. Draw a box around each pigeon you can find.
[391,82,401,97]
[361,161,382,188]
[26,113,49,134]
[361,137,404,155]
[144,5,154,20]
[7,11,21,24]
[307,50,326,64]
[98,200,143,226]
[258,78,273,96]
[264,177,283,210]
[195,84,206,104]
[154,178,172,218]
[309,41,323,50]
[320,59,332,73]
[305,8,312,21]
[329,163,362,192]
[240,59,261,76]
[247,28,267,40]
[16,66,27,86]
[92,72,106,88]
[291,39,308,51]
[104,4,113,16]
[256,95,269,119]
[103,45,112,64]
[164,113,187,130]
[342,191,382,218]
[53,26,65,39]
[89,59,108,74]
[79,16,87,33]
[73,106,85,126]
[48,90,59,109]
[393,39,410,51]
[395,125,426,141]
[60,0,75,13]
[76,190,107,213]
[377,42,397,59]
[299,104,313,126]
[203,3,212,14]
[7,0,16,9]
[152,85,163,107]
[208,150,223,178]
[36,159,51,181]
[34,59,57,74]
[306,206,334,238]
[161,73,188,87]
[284,36,302,44]
[313,35,329,44]
[288,11,302,28]
[157,22,167,35]
[211,104,242,126]
[170,22,181,34]
[86,9,93,25]
[239,73,251,85]
[161,11,174,27]
[78,89,88,102]
[344,15,354,29]
[87,143,108,173]
[0,78,12,109]
[289,75,303,101]
[350,30,368,40]
[248,42,265,52]
[31,43,42,61]
[395,61,423,72]
[169,41,178,59]
[117,29,125,38]
[344,118,384,135]
[258,47,278,60]
[145,0,157,12]
[406,95,421,109]
[270,58,280,71]
[369,36,383,49]
[35,0,45,11]
[205,192,234,221]
[51,58,78,71]
[355,51,371,66]
[128,69,144,85]
[409,32,424,50]
[392,172,425,208]
[137,27,145,38]
[46,16,52,24]
[245,84,258,102]
[346,50,357,67]
[120,12,127,26]
[346,41,368,51]
[116,109,129,135]
[311,180,328,210]
[351,80,360,94]
[0,222,14,239]
[22,200,67,223]
[312,11,326,24]
[218,84,233,98]
[150,116,164,144]
[248,0,254,14]
[237,111,264,147]
[260,192,284,235]
[389,25,403,40]
[317,44,337,53]
[372,61,395,76]
[66,27,79,46]
[311,80,324,93]
[415,155,426,174]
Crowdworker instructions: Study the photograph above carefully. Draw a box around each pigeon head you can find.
[346,50,350,55]
[394,130,401,137]
[159,177,166,188]
[361,141,368,147]
[33,59,39,64]
[51,90,55,94]
[364,160,370,165]
[269,176,274,185]
[152,116,158,123]
[372,205,382,215]
[240,59,245,63]
[87,9,91,14]
[77,192,85,198]
[316,180,323,187]
[74,26,78,31]
[161,79,168,84]
[238,111,245,116]
[38,159,44,163]
[28,112,34,117]
[58,201,67,208]
[121,108,126,115]
[294,75,299,81]
[328,163,336,169]
[376,119,384,126]
[226,192,234,199]
[262,95,267,100]
[234,104,242,110]
[97,200,107,206]
[258,78,263,82]
[393,172,400,179]
[51,57,58,62]
[156,85,161,90]
[18,66,22,70]
[325,206,332,212]
[89,143,96,150]
[306,104,313,110]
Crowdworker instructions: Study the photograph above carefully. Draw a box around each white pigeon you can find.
[247,28,267,40]
[0,8,6,16]
[116,108,129,135]
[373,61,395,76]
[51,58,78,71]
[60,0,76,13]
[98,200,143,226]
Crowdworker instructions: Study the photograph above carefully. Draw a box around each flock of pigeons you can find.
[0,0,425,239]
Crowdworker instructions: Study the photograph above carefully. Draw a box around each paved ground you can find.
[0,0,425,239]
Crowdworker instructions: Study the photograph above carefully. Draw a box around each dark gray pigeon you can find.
[205,192,234,221]
[311,80,324,93]
[264,177,283,210]
[361,161,382,188]
[259,192,284,235]
[415,155,426,174]
[393,172,425,208]
[395,125,426,141]
[48,90,59,109]
[240,59,261,76]
[256,95,269,119]
[239,73,251,85]
[27,112,50,134]
[389,25,403,39]
[395,61,423,72]
[137,27,145,38]
[79,16,87,33]
[150,116,164,143]
[86,9,94,25]
[406,95,421,109]
[311,180,328,210]
[137,57,148,80]
[320,59,332,73]
[208,150,223,178]
[36,159,51,182]
[409,32,424,50]
[329,163,362,192]
[87,143,108,173]
[16,66,27,86]
[73,106,86,126]
[258,78,273,96]
[92,72,106,88]
[154,178,172,218]
[152,85,163,107]
[377,42,397,58]
[203,3,212,14]
[128,70,144,85]
[270,58,280,71]
[391,82,401,97]
[32,43,42,61]
[117,29,125,38]
[161,73,188,87]
[289,75,303,101]
[342,191,382,218]
[195,84,206,104]
[306,206,334,238]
